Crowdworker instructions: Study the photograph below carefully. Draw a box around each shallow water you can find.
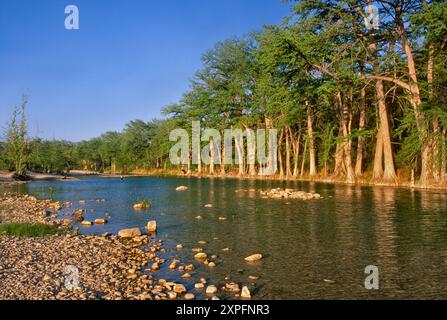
[5,176,447,299]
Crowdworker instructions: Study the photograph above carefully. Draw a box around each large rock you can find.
[244,254,262,263]
[146,220,157,232]
[118,228,142,238]
[194,252,208,261]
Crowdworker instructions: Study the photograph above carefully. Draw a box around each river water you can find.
[6,176,447,299]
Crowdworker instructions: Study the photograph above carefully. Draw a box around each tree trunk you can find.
[292,129,301,178]
[235,135,244,176]
[400,24,430,187]
[278,129,284,178]
[333,127,345,178]
[209,138,215,175]
[306,102,317,177]
[285,126,292,177]
[369,42,397,184]
[355,86,366,176]
[220,132,225,176]
[300,139,308,177]
[336,92,355,183]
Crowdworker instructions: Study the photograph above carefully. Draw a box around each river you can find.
[5,176,447,299]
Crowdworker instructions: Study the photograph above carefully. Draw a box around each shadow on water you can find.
[3,176,447,299]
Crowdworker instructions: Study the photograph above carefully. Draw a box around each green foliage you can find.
[3,96,29,175]
[0,223,61,237]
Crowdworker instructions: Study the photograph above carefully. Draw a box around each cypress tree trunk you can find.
[400,24,431,187]
[278,129,284,178]
[285,126,292,177]
[368,41,397,184]
[306,102,317,177]
[300,139,307,177]
[235,134,244,176]
[292,130,301,178]
[209,138,215,175]
[220,131,225,176]
[355,86,366,177]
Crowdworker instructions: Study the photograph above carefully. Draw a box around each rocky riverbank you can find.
[0,193,189,300]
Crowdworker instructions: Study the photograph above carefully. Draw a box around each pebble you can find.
[184,293,195,300]
[195,283,205,289]
[151,263,160,271]
[206,285,218,295]
[146,220,157,232]
[173,284,187,294]
[168,292,177,300]
[241,286,251,299]
[194,253,208,261]
[244,254,263,263]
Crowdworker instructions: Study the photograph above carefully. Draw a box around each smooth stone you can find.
[168,291,177,299]
[118,228,141,238]
[195,283,205,289]
[151,263,160,271]
[81,221,92,226]
[94,219,107,224]
[176,186,189,191]
[244,254,262,263]
[194,253,208,261]
[241,286,251,299]
[184,293,195,300]
[174,284,187,294]
[146,220,157,232]
[206,285,218,295]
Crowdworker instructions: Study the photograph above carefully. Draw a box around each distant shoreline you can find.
[3,169,447,193]
[103,169,447,193]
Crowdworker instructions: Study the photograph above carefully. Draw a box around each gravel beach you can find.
[0,193,176,300]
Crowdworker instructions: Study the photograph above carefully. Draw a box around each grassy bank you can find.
[0,223,61,237]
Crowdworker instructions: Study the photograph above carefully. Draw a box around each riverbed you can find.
[3,176,447,299]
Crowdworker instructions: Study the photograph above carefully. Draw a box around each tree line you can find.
[1,1,446,188]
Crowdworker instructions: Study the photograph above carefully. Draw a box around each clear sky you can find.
[0,0,291,141]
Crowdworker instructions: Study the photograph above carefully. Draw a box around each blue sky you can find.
[0,0,291,141]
